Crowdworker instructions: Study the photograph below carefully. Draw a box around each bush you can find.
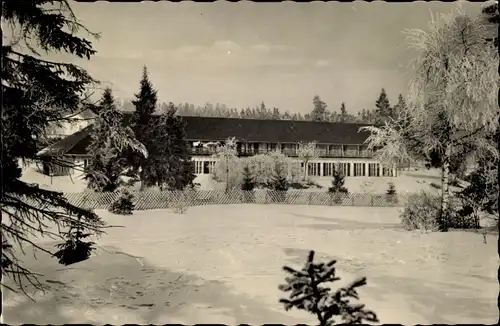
[386,182,398,204]
[399,191,441,232]
[279,250,379,325]
[109,188,135,215]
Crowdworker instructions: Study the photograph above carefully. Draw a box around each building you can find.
[37,115,397,178]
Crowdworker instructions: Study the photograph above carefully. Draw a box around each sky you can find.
[44,1,486,115]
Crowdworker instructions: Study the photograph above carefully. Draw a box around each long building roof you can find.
[38,114,373,157]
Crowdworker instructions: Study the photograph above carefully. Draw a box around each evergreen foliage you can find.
[109,188,135,215]
[84,88,126,192]
[129,66,158,188]
[374,88,392,126]
[311,95,329,122]
[241,165,255,191]
[1,0,110,295]
[53,217,97,266]
[328,168,348,204]
[269,162,289,203]
[279,250,379,325]
[386,182,398,204]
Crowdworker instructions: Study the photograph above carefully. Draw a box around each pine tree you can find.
[328,168,348,204]
[130,66,158,189]
[339,102,348,122]
[85,88,125,192]
[109,187,135,215]
[311,95,329,122]
[374,88,392,126]
[155,103,196,190]
[1,0,130,294]
[279,250,379,325]
[53,218,96,266]
[269,162,289,202]
[386,182,398,204]
[241,165,255,191]
[241,165,256,203]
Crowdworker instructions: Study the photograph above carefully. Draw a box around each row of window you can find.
[193,160,395,177]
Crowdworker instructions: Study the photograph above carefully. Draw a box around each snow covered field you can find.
[3,204,498,324]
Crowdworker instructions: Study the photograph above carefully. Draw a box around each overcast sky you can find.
[53,1,483,115]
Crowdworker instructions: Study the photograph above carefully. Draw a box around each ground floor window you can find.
[323,162,334,176]
[307,162,321,176]
[353,163,365,177]
[382,166,395,177]
[338,162,351,177]
[197,160,216,174]
[194,161,203,174]
[368,163,380,177]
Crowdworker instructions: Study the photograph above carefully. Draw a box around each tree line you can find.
[116,88,406,125]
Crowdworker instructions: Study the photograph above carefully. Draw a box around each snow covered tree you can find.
[311,95,329,122]
[212,137,242,192]
[297,141,319,180]
[127,66,158,189]
[85,88,128,192]
[362,6,499,231]
[1,0,145,296]
[279,250,379,325]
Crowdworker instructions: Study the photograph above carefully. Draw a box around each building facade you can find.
[37,115,397,178]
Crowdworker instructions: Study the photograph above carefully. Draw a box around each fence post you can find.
[351,194,355,206]
[309,193,312,205]
[370,195,374,207]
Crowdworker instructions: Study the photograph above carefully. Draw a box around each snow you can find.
[3,204,498,324]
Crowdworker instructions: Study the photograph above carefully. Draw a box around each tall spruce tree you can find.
[129,66,158,189]
[1,0,146,295]
[84,88,126,192]
[374,88,392,126]
[161,104,195,189]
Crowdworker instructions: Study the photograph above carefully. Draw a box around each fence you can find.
[60,190,409,210]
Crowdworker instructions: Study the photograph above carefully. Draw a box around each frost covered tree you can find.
[297,141,319,181]
[85,88,136,192]
[1,0,146,296]
[211,137,242,192]
[361,6,499,231]
[279,250,378,325]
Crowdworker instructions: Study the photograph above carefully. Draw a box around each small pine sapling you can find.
[109,188,135,215]
[269,163,289,203]
[385,182,398,204]
[241,165,256,203]
[53,217,97,266]
[279,250,379,325]
[328,169,348,204]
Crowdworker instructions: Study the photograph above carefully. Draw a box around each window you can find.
[323,163,333,177]
[194,161,203,174]
[338,163,351,177]
[368,163,380,177]
[308,162,320,176]
[353,163,365,177]
[382,166,395,177]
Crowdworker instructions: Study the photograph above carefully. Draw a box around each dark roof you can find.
[38,114,373,157]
